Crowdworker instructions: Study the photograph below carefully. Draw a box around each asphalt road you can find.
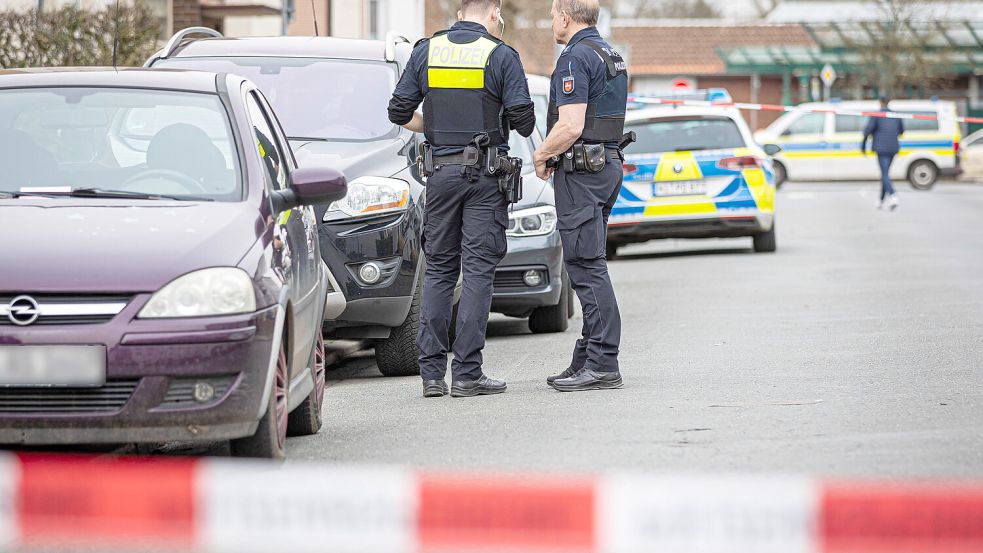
[289,180,983,478]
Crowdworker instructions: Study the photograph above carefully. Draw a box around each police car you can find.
[607,90,781,257]
[755,99,962,189]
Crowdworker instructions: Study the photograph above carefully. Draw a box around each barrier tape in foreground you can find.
[2,453,983,552]
[626,96,983,125]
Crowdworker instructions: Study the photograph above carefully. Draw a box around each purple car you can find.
[0,68,346,459]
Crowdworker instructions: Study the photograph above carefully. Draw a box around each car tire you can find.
[287,329,325,437]
[606,242,619,260]
[773,161,787,189]
[528,270,570,334]
[231,333,288,460]
[907,159,938,190]
[753,222,777,253]
[376,282,421,377]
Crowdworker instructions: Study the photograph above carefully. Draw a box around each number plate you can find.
[0,346,106,387]
[653,180,707,197]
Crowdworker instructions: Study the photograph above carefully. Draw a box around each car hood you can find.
[0,200,264,293]
[290,138,407,180]
[513,171,551,207]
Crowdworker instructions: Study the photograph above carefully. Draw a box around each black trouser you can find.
[553,149,623,373]
[418,165,508,382]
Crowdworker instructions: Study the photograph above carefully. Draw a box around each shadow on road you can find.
[614,246,752,261]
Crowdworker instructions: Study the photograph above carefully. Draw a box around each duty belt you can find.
[433,152,485,166]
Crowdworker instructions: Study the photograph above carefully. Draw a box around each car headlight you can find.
[323,176,409,221]
[139,268,256,318]
[506,205,557,237]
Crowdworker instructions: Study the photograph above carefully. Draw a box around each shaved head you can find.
[553,0,600,26]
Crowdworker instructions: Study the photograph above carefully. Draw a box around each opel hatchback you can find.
[0,68,346,459]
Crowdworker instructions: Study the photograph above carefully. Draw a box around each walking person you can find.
[533,0,630,392]
[387,0,535,398]
[862,95,905,210]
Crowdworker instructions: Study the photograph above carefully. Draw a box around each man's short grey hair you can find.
[556,0,600,26]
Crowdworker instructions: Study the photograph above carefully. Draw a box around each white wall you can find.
[330,0,423,40]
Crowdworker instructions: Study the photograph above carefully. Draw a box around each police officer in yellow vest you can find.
[388,0,535,398]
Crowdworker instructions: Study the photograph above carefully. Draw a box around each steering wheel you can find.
[121,169,208,194]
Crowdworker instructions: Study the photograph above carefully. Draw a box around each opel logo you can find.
[7,295,40,326]
[673,162,684,174]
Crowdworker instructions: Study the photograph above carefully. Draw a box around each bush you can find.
[0,3,163,68]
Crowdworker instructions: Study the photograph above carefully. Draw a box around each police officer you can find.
[533,0,629,392]
[388,0,535,398]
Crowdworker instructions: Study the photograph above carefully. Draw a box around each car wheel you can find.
[753,222,777,253]
[375,282,421,377]
[287,329,325,437]
[773,161,787,189]
[908,159,938,190]
[231,333,288,459]
[606,242,619,260]
[528,269,570,334]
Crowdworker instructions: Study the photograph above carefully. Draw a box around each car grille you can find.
[0,294,131,326]
[0,379,139,414]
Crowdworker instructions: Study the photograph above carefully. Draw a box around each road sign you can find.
[820,64,837,87]
[671,77,695,90]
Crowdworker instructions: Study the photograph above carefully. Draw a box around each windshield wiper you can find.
[10,188,213,201]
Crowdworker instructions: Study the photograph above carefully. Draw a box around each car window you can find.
[245,92,288,191]
[784,113,825,135]
[156,57,398,142]
[835,114,865,133]
[895,111,940,132]
[1,87,240,200]
[626,116,745,154]
[532,94,549,138]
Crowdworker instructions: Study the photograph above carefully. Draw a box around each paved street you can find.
[290,181,983,477]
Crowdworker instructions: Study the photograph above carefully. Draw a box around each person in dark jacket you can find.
[862,96,905,211]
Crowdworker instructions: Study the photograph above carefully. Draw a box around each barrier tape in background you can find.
[626,97,983,125]
[2,453,983,552]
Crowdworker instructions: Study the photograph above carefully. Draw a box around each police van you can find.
[755,100,962,189]
[608,89,781,257]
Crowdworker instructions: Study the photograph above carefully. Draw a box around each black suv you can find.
[149,29,443,376]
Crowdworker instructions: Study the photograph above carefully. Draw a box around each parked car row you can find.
[0,29,572,458]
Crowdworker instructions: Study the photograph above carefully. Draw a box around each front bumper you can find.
[0,302,278,445]
[608,213,773,244]
[316,203,423,332]
[491,231,564,317]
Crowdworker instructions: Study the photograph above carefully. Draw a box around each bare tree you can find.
[626,0,722,18]
[749,0,780,18]
[844,0,956,97]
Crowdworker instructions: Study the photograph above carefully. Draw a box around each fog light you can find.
[193,382,216,403]
[359,262,382,284]
[523,270,543,287]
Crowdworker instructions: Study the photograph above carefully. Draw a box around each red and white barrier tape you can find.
[2,453,983,552]
[626,96,983,125]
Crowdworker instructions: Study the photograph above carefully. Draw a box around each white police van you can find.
[755,100,962,189]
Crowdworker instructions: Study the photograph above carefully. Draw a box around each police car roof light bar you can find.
[628,88,733,104]
[385,31,411,62]
[160,27,224,60]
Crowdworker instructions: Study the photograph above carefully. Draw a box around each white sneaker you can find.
[886,194,899,211]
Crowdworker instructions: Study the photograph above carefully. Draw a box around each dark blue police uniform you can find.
[388,21,534,396]
[546,27,628,390]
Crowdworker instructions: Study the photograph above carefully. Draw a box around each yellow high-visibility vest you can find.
[426,34,499,90]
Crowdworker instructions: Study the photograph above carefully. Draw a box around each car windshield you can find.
[0,87,239,200]
[156,57,399,142]
[627,116,745,153]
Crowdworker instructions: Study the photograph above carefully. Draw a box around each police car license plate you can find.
[653,180,706,197]
[0,345,106,387]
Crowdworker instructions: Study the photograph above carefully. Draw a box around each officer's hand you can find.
[535,158,553,180]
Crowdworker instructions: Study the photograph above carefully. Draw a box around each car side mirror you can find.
[272,166,347,212]
[763,144,782,156]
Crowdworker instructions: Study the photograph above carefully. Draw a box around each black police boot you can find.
[450,375,507,397]
[423,380,449,398]
[550,369,623,392]
[546,365,581,385]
